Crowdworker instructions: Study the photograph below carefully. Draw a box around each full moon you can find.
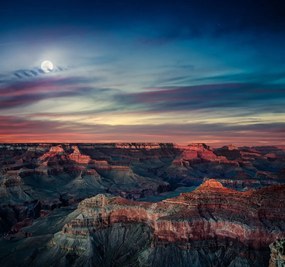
[41,60,54,73]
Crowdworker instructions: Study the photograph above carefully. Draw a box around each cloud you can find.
[0,115,284,145]
[0,75,105,109]
[193,71,285,85]
[13,65,67,79]
[115,83,285,114]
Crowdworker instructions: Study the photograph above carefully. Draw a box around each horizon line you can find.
[0,142,284,149]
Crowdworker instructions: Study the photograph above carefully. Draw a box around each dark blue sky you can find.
[0,0,285,145]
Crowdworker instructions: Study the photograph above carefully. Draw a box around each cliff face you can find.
[55,180,285,248]
[0,180,284,266]
[67,145,91,164]
[1,143,284,204]
[0,143,284,232]
[0,144,175,206]
[0,143,285,266]
[30,179,283,267]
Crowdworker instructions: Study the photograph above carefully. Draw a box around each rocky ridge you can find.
[30,179,284,266]
[0,143,285,266]
[55,179,285,248]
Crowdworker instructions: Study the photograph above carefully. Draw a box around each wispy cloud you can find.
[115,82,285,114]
[0,75,105,109]
[0,115,284,145]
[13,66,66,79]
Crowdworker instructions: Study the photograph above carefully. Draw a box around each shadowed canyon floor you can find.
[0,143,285,266]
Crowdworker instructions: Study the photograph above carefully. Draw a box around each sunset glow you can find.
[0,1,284,146]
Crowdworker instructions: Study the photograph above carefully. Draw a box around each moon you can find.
[41,60,54,73]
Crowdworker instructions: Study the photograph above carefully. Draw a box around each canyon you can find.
[0,143,284,266]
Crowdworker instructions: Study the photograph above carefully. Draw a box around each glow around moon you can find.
[41,60,54,73]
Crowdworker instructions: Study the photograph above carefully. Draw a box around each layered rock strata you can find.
[52,179,285,254]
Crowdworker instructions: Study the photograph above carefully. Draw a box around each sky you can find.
[0,0,285,146]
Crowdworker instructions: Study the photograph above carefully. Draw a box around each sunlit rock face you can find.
[34,180,284,267]
[68,145,91,164]
[39,145,65,161]
[56,180,285,248]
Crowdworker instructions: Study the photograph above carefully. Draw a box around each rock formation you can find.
[269,239,285,267]
[0,143,285,266]
[68,146,91,164]
[31,179,283,266]
[54,179,285,248]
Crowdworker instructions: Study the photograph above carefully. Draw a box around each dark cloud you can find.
[13,66,67,79]
[115,83,285,113]
[72,122,285,136]
[0,75,105,109]
[0,115,65,135]
[0,87,95,110]
[193,71,285,84]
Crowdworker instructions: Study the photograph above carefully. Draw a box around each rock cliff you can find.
[0,143,285,266]
[33,179,284,266]
[55,180,285,248]
[269,239,285,267]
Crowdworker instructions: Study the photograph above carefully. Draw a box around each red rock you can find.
[55,180,285,251]
[39,145,65,161]
[68,146,91,164]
